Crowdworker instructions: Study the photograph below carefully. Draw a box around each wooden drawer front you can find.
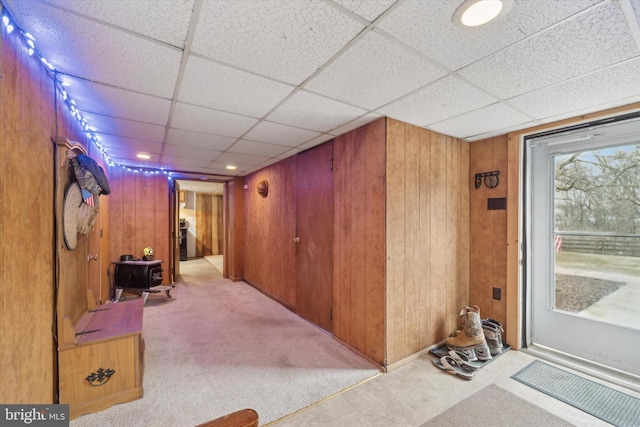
[59,334,141,406]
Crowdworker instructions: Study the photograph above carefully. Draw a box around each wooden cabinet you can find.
[58,299,144,420]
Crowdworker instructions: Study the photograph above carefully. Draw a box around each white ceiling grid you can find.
[3,0,640,179]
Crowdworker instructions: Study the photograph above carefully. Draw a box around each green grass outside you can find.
[555,251,640,277]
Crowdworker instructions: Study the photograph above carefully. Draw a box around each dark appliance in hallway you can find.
[179,218,188,261]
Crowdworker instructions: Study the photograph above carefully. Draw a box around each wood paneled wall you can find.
[196,194,223,256]
[224,177,244,281]
[333,118,386,364]
[108,169,171,284]
[385,119,470,365]
[0,17,92,403]
[243,158,297,308]
[469,136,509,338]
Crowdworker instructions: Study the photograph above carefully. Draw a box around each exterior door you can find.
[526,117,640,376]
[295,142,334,332]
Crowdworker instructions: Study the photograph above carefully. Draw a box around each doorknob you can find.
[294,236,301,243]
[88,254,98,261]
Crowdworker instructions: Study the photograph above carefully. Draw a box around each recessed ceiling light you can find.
[453,0,513,28]
[226,165,237,170]
[136,153,151,160]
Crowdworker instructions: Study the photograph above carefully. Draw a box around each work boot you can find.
[445,306,492,361]
[482,318,504,356]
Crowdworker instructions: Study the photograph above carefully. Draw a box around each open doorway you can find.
[176,180,225,277]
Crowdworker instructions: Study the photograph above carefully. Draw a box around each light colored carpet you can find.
[421,384,575,426]
[71,260,380,426]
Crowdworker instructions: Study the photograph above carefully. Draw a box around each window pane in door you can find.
[553,144,640,331]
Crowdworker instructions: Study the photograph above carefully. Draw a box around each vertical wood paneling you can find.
[428,131,449,340]
[385,119,406,363]
[224,177,244,280]
[385,119,470,365]
[243,158,296,308]
[469,136,508,327]
[417,128,432,346]
[334,118,386,364]
[0,20,90,403]
[108,172,170,284]
[295,142,333,332]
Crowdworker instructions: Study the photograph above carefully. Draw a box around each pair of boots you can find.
[444,306,503,361]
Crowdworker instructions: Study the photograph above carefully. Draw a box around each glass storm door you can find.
[526,117,640,377]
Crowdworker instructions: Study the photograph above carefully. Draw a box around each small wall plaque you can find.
[257,180,269,198]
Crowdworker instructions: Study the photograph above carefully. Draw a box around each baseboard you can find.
[384,344,440,373]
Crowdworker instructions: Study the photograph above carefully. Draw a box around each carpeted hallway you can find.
[70,258,380,426]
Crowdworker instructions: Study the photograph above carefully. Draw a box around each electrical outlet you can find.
[493,287,502,300]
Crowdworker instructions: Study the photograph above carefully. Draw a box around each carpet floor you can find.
[70,259,380,426]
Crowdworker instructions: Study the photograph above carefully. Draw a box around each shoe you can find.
[448,350,481,371]
[432,355,474,380]
[482,318,504,356]
[445,306,492,361]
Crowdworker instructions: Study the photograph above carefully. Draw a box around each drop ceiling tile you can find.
[536,94,640,127]
[428,103,533,140]
[201,163,245,176]
[59,77,172,125]
[82,113,166,142]
[227,140,291,158]
[377,75,497,126]
[215,152,271,167]
[171,103,259,137]
[162,144,222,162]
[166,128,237,152]
[191,0,364,84]
[243,121,320,146]
[331,0,397,22]
[509,58,640,121]
[464,120,539,142]
[377,0,604,71]
[459,1,639,99]
[7,0,182,97]
[160,155,213,170]
[633,0,640,23]
[97,135,162,155]
[267,91,367,133]
[179,56,294,118]
[306,31,447,110]
[43,0,195,47]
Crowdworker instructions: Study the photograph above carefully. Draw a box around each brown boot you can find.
[445,306,492,361]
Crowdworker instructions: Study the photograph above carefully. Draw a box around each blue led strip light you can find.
[2,6,173,179]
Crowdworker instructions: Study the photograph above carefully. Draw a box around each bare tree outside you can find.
[552,143,640,327]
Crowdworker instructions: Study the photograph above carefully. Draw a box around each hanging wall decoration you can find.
[475,171,500,189]
[257,180,269,197]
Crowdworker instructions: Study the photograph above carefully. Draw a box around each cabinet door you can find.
[295,142,334,332]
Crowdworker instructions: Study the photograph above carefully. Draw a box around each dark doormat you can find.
[511,360,640,427]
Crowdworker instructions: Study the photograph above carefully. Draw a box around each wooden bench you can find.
[196,409,259,427]
[58,297,144,420]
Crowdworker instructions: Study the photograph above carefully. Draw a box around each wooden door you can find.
[87,206,102,304]
[173,181,180,280]
[295,142,334,332]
